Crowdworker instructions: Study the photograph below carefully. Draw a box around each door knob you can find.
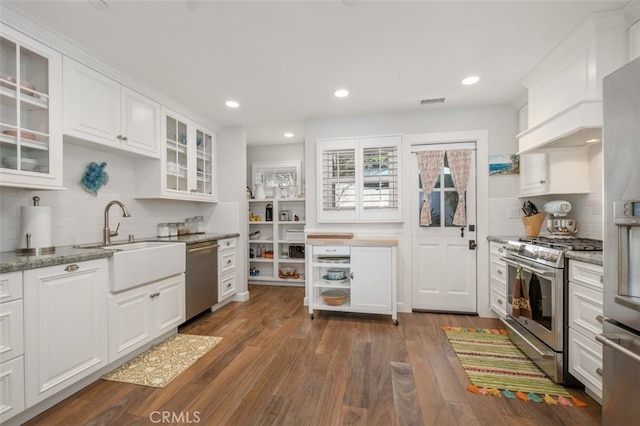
[468,240,477,250]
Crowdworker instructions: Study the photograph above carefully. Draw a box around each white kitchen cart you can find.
[306,239,398,325]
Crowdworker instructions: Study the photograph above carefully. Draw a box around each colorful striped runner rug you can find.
[442,327,586,406]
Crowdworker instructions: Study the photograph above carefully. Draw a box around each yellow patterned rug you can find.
[102,334,222,388]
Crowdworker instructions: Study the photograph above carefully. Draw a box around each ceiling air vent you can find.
[419,98,445,106]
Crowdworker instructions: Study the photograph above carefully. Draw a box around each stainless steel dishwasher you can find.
[185,241,218,321]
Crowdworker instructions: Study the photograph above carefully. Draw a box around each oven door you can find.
[503,255,564,351]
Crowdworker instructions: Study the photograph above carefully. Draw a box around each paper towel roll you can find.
[19,205,53,249]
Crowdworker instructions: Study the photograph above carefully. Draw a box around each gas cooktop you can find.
[518,236,603,251]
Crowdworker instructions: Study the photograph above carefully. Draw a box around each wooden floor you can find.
[27,285,602,425]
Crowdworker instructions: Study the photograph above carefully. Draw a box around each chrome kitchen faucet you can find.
[103,200,130,245]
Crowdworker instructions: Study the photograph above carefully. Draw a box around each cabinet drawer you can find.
[0,271,22,304]
[313,246,350,256]
[569,260,603,291]
[0,299,24,363]
[219,273,236,301]
[0,356,25,423]
[489,283,507,317]
[568,328,602,400]
[219,251,236,274]
[489,242,506,258]
[218,238,237,252]
[490,258,507,284]
[569,282,603,338]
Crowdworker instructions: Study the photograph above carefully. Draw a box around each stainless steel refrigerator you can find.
[601,55,640,425]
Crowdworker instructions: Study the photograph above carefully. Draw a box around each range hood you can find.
[517,100,602,154]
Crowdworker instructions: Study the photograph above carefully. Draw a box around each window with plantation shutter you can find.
[321,148,356,212]
[317,136,402,222]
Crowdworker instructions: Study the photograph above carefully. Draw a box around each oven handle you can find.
[501,257,556,278]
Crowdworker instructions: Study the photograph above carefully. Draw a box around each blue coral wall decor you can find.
[81,162,109,195]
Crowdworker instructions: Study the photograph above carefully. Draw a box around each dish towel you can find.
[512,267,532,318]
[529,274,543,320]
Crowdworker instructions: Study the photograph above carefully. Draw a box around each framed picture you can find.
[489,153,519,176]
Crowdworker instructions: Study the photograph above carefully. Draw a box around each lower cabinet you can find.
[23,259,109,408]
[568,259,604,402]
[108,273,185,361]
[218,237,237,302]
[489,242,507,317]
[0,271,25,423]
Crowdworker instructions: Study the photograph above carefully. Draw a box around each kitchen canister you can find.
[17,195,55,255]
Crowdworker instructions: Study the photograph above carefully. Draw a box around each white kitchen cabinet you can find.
[488,242,507,317]
[568,259,603,403]
[63,57,160,158]
[108,273,185,362]
[248,198,305,285]
[23,259,109,408]
[0,271,25,423]
[136,108,216,202]
[317,135,402,223]
[0,25,63,190]
[218,237,237,301]
[519,147,589,197]
[306,243,397,324]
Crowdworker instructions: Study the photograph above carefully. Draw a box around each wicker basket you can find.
[321,290,347,306]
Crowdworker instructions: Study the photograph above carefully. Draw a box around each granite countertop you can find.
[0,232,240,273]
[565,250,603,266]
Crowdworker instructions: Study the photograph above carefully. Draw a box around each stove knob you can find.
[548,253,558,262]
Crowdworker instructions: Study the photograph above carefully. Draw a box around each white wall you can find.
[0,141,242,251]
[304,104,520,317]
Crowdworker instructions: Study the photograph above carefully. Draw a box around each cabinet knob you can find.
[540,180,546,184]
[122,136,128,141]
[226,259,232,265]
[498,299,503,305]
[498,247,504,253]
[596,315,604,323]
[64,264,79,272]
[596,368,603,377]
[497,270,503,275]
[117,134,123,140]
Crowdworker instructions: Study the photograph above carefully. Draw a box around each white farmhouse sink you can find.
[104,241,185,292]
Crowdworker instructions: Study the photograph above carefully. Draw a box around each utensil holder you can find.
[522,213,545,237]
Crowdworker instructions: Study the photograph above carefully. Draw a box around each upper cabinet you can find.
[517,12,628,153]
[519,147,590,197]
[63,57,160,158]
[317,135,402,223]
[0,24,63,190]
[135,108,216,202]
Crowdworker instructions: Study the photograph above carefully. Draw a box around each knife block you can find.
[522,213,545,237]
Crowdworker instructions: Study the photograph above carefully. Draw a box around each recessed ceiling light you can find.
[88,0,108,10]
[462,76,480,85]
[284,133,294,138]
[334,89,349,98]
[225,100,240,108]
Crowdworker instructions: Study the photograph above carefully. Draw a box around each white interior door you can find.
[411,142,477,313]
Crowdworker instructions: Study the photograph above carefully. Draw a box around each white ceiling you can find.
[4,0,632,145]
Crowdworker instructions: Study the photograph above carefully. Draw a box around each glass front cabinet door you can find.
[0,25,63,189]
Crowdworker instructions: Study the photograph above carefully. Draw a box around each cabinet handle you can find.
[350,272,354,280]
[596,368,603,377]
[540,180,546,184]
[497,270,503,275]
[64,264,79,272]
[150,292,160,298]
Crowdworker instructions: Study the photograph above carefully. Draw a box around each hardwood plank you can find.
[390,361,424,426]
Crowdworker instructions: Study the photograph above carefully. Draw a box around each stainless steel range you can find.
[500,237,602,384]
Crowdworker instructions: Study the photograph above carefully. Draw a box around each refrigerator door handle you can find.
[596,333,640,364]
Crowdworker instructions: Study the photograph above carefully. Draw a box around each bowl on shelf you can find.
[326,269,346,280]
[279,266,297,277]
[3,130,36,140]
[2,157,38,171]
[321,290,347,306]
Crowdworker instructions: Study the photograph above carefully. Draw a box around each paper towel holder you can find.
[16,196,56,256]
